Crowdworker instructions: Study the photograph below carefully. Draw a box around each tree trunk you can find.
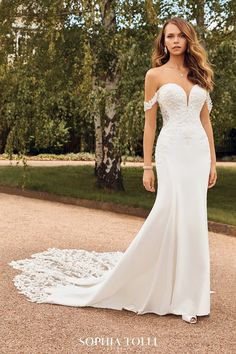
[94,94,103,175]
[95,0,124,190]
[96,79,124,190]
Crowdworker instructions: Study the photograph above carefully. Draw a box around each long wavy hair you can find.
[151,17,214,92]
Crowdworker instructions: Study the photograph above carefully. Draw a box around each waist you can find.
[161,121,206,135]
[157,126,208,145]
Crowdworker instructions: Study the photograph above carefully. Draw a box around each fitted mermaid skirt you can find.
[9,83,213,316]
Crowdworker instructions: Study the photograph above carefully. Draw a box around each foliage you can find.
[0,0,235,159]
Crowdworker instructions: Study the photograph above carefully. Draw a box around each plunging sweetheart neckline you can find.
[156,83,200,107]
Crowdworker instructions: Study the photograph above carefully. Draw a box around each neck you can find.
[167,55,186,69]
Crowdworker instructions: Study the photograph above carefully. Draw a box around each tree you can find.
[0,0,235,185]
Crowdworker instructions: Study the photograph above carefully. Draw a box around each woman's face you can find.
[164,23,188,55]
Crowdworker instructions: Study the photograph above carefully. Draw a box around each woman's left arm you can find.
[200,102,217,188]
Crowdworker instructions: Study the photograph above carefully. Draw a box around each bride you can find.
[9,16,217,325]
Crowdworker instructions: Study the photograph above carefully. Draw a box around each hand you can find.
[143,169,155,192]
[208,164,217,188]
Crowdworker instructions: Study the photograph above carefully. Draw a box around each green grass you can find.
[207,167,236,226]
[0,165,235,226]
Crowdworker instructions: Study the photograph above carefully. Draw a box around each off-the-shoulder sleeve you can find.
[205,91,213,113]
[144,91,159,112]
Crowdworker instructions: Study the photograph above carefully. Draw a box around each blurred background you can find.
[0,0,235,160]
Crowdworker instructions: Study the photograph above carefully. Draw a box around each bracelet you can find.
[143,165,153,170]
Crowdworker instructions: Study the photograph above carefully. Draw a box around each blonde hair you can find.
[151,17,214,92]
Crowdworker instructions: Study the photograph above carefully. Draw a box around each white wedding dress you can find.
[9,82,214,318]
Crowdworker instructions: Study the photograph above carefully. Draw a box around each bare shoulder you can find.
[144,68,161,103]
[145,67,161,80]
[145,67,164,90]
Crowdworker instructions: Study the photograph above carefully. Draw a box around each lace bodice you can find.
[144,83,213,127]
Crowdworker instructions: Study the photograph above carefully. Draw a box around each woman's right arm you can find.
[142,69,158,193]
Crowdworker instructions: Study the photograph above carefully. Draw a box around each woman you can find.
[9,17,217,324]
[142,16,217,323]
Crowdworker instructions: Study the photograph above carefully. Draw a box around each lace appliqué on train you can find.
[9,248,123,303]
[144,91,159,111]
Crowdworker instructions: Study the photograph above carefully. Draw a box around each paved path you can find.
[0,193,235,354]
[0,159,235,167]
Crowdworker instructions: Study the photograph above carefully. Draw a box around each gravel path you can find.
[1,193,235,354]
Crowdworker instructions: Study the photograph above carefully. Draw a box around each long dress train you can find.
[9,82,214,317]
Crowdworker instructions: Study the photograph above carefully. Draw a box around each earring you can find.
[164,46,167,54]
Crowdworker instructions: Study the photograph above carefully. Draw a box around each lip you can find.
[173,46,181,49]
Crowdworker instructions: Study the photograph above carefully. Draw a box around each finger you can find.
[209,174,215,184]
[209,178,215,185]
[143,182,150,190]
[143,178,155,192]
[152,184,155,191]
[145,182,153,192]
[208,180,216,188]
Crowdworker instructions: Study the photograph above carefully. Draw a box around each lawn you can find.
[0,165,235,226]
